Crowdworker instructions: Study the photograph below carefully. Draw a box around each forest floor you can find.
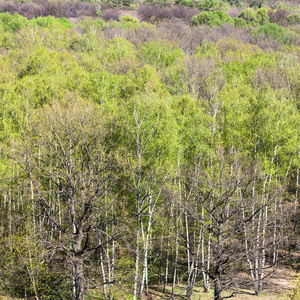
[146,267,299,300]
[0,263,298,300]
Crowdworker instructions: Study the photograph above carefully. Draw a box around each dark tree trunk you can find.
[74,256,85,300]
[213,274,223,300]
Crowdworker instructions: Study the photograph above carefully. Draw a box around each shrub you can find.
[238,8,258,26]
[101,8,120,21]
[168,5,200,22]
[286,14,300,25]
[252,23,294,45]
[198,0,219,11]
[191,11,232,26]
[175,0,195,8]
[267,8,289,25]
[58,1,97,18]
[255,8,269,25]
[113,15,141,29]
[140,41,184,67]
[120,14,138,23]
[31,15,56,28]
[249,0,264,8]
[0,1,19,15]
[79,18,106,32]
[238,8,269,26]
[138,5,168,23]
[18,2,46,20]
[214,11,232,23]
[57,17,72,28]
[233,17,247,27]
[139,5,200,23]
[102,0,133,8]
[224,0,241,6]
[0,12,29,32]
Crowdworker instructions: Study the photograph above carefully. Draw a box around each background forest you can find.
[0,0,299,299]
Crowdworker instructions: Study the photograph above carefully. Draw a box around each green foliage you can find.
[224,0,241,6]
[213,11,232,23]
[0,13,29,32]
[286,14,300,25]
[249,0,265,8]
[31,16,72,29]
[102,0,133,8]
[79,18,106,33]
[121,15,138,23]
[238,8,269,26]
[191,11,232,26]
[0,13,72,34]
[56,17,72,28]
[287,275,300,299]
[118,15,140,29]
[175,0,195,7]
[255,8,269,25]
[252,23,294,45]
[238,8,258,26]
[198,0,219,11]
[0,24,15,47]
[0,14,300,300]
[140,41,184,68]
[233,17,247,27]
[31,16,57,28]
[103,37,136,62]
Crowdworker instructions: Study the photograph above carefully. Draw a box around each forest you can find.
[0,0,299,299]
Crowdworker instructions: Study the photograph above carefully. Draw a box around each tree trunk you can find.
[213,272,223,300]
[73,256,85,300]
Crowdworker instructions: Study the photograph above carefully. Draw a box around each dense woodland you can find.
[0,0,300,299]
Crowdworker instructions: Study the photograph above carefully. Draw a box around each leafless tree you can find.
[9,98,115,300]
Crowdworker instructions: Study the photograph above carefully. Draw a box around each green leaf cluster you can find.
[191,10,232,26]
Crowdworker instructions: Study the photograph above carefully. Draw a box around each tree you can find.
[9,97,114,300]
[184,148,265,300]
[118,92,177,299]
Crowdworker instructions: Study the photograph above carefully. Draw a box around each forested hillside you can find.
[0,0,299,299]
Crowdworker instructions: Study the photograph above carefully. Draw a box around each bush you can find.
[249,0,264,8]
[169,5,200,22]
[238,8,269,26]
[31,15,56,28]
[175,0,195,8]
[102,0,133,8]
[0,12,29,32]
[57,1,97,18]
[255,8,269,25]
[138,5,168,23]
[214,11,232,23]
[0,1,99,19]
[267,8,289,25]
[18,2,45,20]
[238,8,257,26]
[233,17,247,27]
[0,1,19,15]
[252,23,294,45]
[286,14,300,25]
[139,5,199,23]
[198,0,219,11]
[79,18,106,33]
[191,11,232,26]
[140,41,184,67]
[120,14,138,23]
[101,8,120,21]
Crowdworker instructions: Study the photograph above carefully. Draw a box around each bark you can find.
[73,256,85,300]
[213,270,223,300]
